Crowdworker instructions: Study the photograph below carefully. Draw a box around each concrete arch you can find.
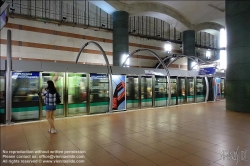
[105,1,191,31]
[194,22,225,32]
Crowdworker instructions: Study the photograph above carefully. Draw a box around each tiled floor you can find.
[1,100,250,166]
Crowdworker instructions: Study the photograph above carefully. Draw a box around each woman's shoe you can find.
[48,128,51,133]
[50,129,57,134]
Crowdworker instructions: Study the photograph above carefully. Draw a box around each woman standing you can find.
[42,80,60,134]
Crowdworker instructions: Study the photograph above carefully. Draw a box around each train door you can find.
[66,73,88,116]
[187,77,195,103]
[221,78,225,99]
[177,77,186,104]
[11,71,40,122]
[141,76,153,108]
[126,76,139,109]
[41,72,65,118]
[89,73,109,114]
[154,75,167,107]
[196,77,206,102]
[169,77,177,105]
[0,71,5,123]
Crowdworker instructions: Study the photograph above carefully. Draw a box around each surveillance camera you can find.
[62,16,67,20]
[10,6,15,11]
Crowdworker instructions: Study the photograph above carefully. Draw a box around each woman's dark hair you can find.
[46,80,57,94]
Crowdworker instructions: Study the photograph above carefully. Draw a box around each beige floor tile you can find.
[162,138,186,147]
[193,149,221,162]
[2,101,250,166]
[92,155,123,166]
[161,147,191,159]
[117,140,144,150]
[162,160,191,166]
[179,154,213,166]
[125,157,158,166]
[175,144,205,153]
[85,147,111,160]
[131,146,158,156]
[147,142,173,151]
[145,152,176,165]
[113,150,141,162]
[102,142,130,154]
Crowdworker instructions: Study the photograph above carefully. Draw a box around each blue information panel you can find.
[12,72,40,78]
[199,67,216,75]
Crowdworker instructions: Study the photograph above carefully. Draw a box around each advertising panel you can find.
[112,75,126,111]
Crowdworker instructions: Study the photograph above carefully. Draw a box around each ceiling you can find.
[122,1,225,26]
[95,0,225,35]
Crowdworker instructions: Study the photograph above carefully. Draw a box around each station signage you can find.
[198,67,216,75]
[12,72,40,79]
[90,73,107,80]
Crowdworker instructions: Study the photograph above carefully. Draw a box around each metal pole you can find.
[76,41,113,113]
[6,30,12,125]
[122,49,171,106]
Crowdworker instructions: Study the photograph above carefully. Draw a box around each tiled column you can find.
[226,1,250,112]
[182,30,195,70]
[112,11,129,66]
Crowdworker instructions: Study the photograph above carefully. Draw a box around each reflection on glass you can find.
[178,78,186,104]
[0,71,5,123]
[68,73,87,115]
[196,77,206,102]
[89,74,109,114]
[42,73,64,103]
[141,77,152,99]
[196,79,204,92]
[126,77,139,109]
[141,76,152,107]
[68,74,87,103]
[11,72,40,121]
[181,79,185,96]
[169,79,177,95]
[187,78,194,103]
[155,76,167,107]
[41,72,65,117]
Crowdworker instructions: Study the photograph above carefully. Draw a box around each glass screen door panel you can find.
[196,77,206,102]
[0,71,5,123]
[178,77,186,104]
[168,77,177,105]
[67,73,87,116]
[141,76,152,108]
[126,76,139,109]
[155,76,167,107]
[11,72,40,122]
[41,72,65,118]
[187,77,195,103]
[89,73,109,114]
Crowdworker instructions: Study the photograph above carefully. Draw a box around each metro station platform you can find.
[1,100,250,166]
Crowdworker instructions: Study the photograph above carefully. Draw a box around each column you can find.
[226,1,250,112]
[182,30,195,70]
[112,11,129,66]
